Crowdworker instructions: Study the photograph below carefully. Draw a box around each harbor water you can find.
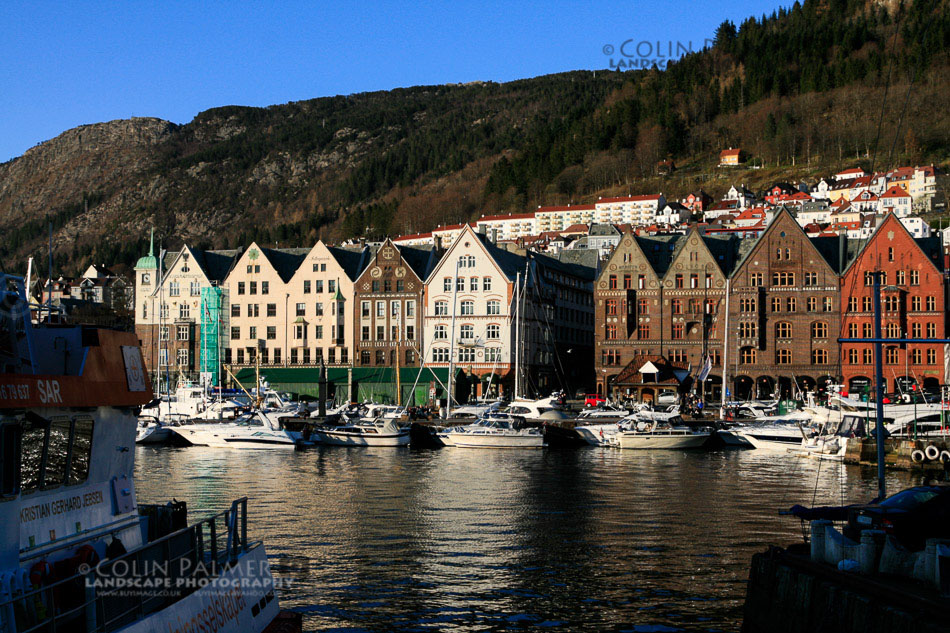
[135,447,917,632]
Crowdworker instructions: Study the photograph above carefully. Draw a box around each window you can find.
[328,280,335,293]
[606,324,618,340]
[435,300,448,316]
[911,296,921,311]
[910,270,920,285]
[384,280,392,293]
[690,274,698,289]
[391,325,399,341]
[432,348,450,363]
[456,277,465,292]
[376,325,385,340]
[289,349,297,365]
[771,297,782,312]
[249,282,257,295]
[360,351,371,365]
[443,278,452,292]
[261,281,269,295]
[406,325,415,340]
[926,296,936,311]
[487,324,500,339]
[776,322,792,338]
[671,299,683,315]
[391,301,400,317]
[886,323,901,338]
[247,304,259,318]
[609,275,618,289]
[179,303,190,319]
[237,282,245,295]
[811,322,828,338]
[804,272,818,286]
[396,280,404,292]
[304,280,311,293]
[896,270,905,285]
[863,296,872,311]
[807,297,817,312]
[912,322,922,338]
[460,325,474,340]
[230,327,240,340]
[169,282,180,297]
[927,348,937,364]
[470,277,479,292]
[864,271,874,286]
[848,349,859,364]
[296,303,306,316]
[672,323,684,339]
[885,347,900,364]
[459,255,475,268]
[267,304,276,317]
[159,349,168,366]
[772,272,795,286]
[674,274,684,289]
[190,281,200,296]
[177,325,189,341]
[740,347,757,364]
[637,324,650,339]
[159,326,169,341]
[460,300,474,315]
[848,323,859,337]
[361,326,370,341]
[485,348,501,362]
[487,300,500,315]
[812,349,829,365]
[927,322,937,338]
[376,301,385,317]
[458,348,475,362]
[434,325,447,340]
[823,297,833,312]
[267,326,276,340]
[739,298,755,312]
[361,301,371,318]
[483,277,492,291]
[606,300,618,316]
[689,299,701,314]
[888,247,895,262]
[177,349,189,366]
[750,273,764,286]
[863,323,873,337]
[786,297,796,312]
[911,349,922,364]
[847,297,858,312]
[738,322,756,338]
[315,302,324,316]
[638,298,649,314]
[623,274,632,289]
[294,324,306,340]
[776,349,792,365]
[315,325,323,339]
[638,275,646,289]
[406,301,415,317]
[863,349,872,364]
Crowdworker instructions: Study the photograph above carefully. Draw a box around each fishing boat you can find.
[311,418,410,446]
[617,412,712,449]
[0,271,281,632]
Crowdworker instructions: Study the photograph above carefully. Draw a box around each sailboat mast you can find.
[720,278,730,415]
[447,257,460,418]
[514,272,521,400]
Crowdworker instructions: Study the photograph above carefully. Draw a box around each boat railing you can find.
[0,497,255,633]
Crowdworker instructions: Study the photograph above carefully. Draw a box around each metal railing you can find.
[0,498,252,633]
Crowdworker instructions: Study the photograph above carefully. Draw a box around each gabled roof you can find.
[636,234,682,277]
[732,207,841,276]
[842,213,944,276]
[259,247,310,283]
[589,223,621,237]
[326,245,370,281]
[880,185,911,199]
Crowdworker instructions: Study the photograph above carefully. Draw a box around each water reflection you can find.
[135,446,915,632]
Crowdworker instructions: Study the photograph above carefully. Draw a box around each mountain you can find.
[1,0,948,275]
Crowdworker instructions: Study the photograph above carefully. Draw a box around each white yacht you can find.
[445,414,545,448]
[0,272,280,632]
[170,411,302,449]
[575,404,630,422]
[134,413,191,445]
[505,396,566,420]
[449,400,502,419]
[617,412,712,449]
[735,423,814,451]
[312,419,410,446]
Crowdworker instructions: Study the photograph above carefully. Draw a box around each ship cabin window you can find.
[18,415,94,496]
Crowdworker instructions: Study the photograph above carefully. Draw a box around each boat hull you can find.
[618,433,709,449]
[313,429,410,446]
[448,432,544,448]
[737,431,805,451]
[171,426,298,449]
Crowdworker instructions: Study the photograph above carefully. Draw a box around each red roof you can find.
[393,231,432,242]
[880,185,910,199]
[597,194,662,203]
[479,212,536,222]
[720,148,742,158]
[536,204,596,213]
[836,168,866,176]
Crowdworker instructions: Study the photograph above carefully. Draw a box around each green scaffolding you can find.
[199,287,225,386]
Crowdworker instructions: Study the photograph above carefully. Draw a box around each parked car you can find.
[844,485,950,551]
[655,392,679,406]
[584,394,606,407]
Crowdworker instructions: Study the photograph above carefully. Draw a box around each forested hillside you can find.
[0,0,947,276]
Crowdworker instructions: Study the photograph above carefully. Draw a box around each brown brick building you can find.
[727,209,843,400]
[353,239,440,367]
[595,228,741,402]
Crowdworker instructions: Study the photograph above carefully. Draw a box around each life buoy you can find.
[940,450,950,464]
[29,560,51,588]
[911,449,926,463]
[925,444,940,461]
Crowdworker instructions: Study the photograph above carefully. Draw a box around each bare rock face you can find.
[0,117,175,226]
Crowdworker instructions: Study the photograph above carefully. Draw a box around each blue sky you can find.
[0,1,786,162]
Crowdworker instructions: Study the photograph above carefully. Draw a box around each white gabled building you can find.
[422,224,597,400]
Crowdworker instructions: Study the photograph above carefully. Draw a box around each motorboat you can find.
[573,422,623,447]
[312,418,410,446]
[575,405,630,422]
[170,411,303,448]
[449,400,503,419]
[445,414,545,448]
[139,382,211,419]
[736,423,814,451]
[617,412,712,449]
[0,271,281,631]
[360,403,406,423]
[134,413,190,445]
[505,396,566,420]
